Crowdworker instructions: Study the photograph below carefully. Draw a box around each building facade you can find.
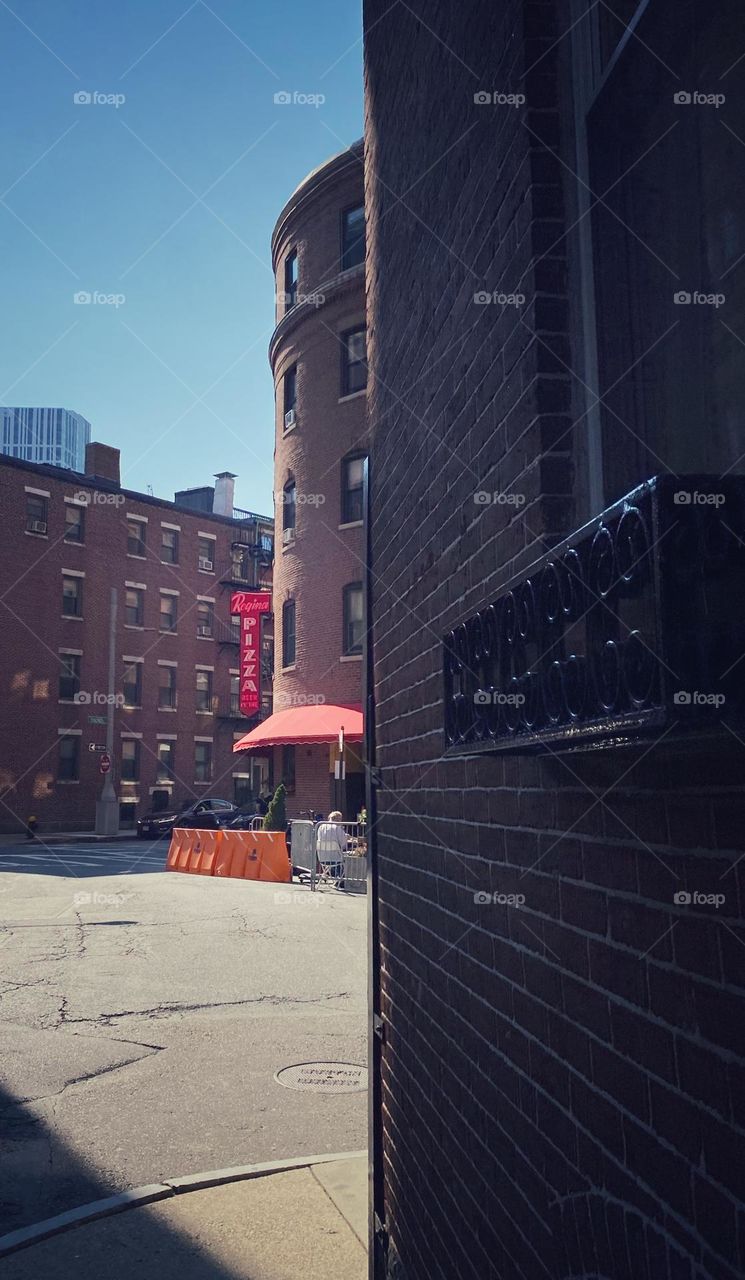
[364,2,745,1279]
[0,444,273,833]
[266,140,367,818]
[1,407,91,472]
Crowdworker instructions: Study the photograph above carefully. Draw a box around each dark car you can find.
[226,809,264,831]
[137,798,237,840]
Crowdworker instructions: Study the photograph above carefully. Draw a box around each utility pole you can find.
[95,587,119,836]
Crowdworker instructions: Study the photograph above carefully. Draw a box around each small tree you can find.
[263,782,287,832]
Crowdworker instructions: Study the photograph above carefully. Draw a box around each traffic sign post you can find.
[99,753,111,775]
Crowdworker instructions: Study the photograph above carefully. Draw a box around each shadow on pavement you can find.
[0,1082,244,1278]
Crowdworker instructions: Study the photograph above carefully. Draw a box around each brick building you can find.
[0,443,273,834]
[235,140,367,819]
[364,3,745,1279]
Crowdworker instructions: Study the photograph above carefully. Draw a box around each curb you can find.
[0,1149,368,1258]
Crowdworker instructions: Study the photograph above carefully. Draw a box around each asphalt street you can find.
[0,840,367,1235]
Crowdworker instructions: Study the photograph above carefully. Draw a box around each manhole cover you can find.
[274,1061,368,1094]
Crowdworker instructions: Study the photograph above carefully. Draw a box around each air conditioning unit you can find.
[197,625,213,637]
[198,557,213,571]
[282,527,295,544]
[284,408,296,429]
[29,520,47,534]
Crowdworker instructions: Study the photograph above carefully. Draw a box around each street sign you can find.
[99,753,111,775]
[88,715,107,725]
[88,743,107,753]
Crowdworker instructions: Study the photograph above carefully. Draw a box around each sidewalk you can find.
[0,1153,367,1280]
[0,831,134,847]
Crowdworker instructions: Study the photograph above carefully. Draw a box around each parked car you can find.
[137,798,237,839]
[226,809,264,831]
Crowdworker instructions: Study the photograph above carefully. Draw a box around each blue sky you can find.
[0,0,364,515]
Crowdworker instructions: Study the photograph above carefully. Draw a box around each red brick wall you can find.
[269,144,367,816]
[0,456,271,832]
[364,3,745,1280]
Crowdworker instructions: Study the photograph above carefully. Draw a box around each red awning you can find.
[232,703,363,751]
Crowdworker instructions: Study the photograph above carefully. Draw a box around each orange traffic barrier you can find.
[192,828,222,875]
[256,831,291,883]
[166,827,194,872]
[214,830,291,883]
[166,827,290,884]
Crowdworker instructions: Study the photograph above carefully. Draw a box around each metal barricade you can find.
[289,821,317,887]
[339,821,368,893]
[289,819,368,893]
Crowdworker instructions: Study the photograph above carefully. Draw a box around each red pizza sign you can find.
[231,592,271,716]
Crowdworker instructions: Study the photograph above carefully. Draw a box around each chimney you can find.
[85,442,121,486]
[213,471,237,517]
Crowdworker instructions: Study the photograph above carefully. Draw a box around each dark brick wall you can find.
[364,3,745,1278]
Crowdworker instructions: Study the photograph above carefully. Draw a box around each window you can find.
[156,741,175,781]
[58,735,79,781]
[281,744,296,791]
[125,588,144,627]
[231,545,250,582]
[64,504,85,543]
[122,663,142,708]
[161,528,179,564]
[341,328,367,395]
[59,653,81,701]
[283,481,296,541]
[343,583,364,655]
[230,673,240,717]
[341,205,365,271]
[196,669,213,712]
[198,536,215,571]
[581,3,745,505]
[283,366,297,423]
[197,601,214,638]
[341,454,366,524]
[233,775,252,808]
[26,493,48,535]
[127,519,146,557]
[62,575,82,617]
[195,741,213,783]
[121,739,140,781]
[284,249,298,308]
[160,592,178,632]
[282,599,296,667]
[158,665,177,709]
[230,613,241,644]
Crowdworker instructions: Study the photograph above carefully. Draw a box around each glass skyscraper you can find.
[0,408,91,472]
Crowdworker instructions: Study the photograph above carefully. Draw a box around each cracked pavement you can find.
[0,842,367,1234]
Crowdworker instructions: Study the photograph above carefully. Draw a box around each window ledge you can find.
[61,614,84,621]
[198,569,216,575]
[63,540,85,547]
[158,706,178,712]
[338,520,363,531]
[25,530,48,539]
[196,635,215,642]
[281,539,296,553]
[338,389,366,404]
[280,663,297,673]
[56,779,80,785]
[282,422,297,436]
[124,625,144,631]
[340,653,363,662]
[196,710,214,716]
[127,554,147,560]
